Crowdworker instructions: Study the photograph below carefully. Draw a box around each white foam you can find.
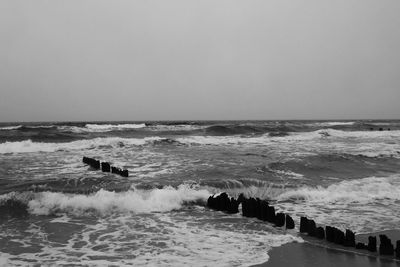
[273,129,400,142]
[0,125,22,130]
[85,123,146,131]
[276,175,400,204]
[2,127,399,157]
[27,184,210,215]
[0,253,10,267]
[0,210,302,266]
[0,125,55,130]
[175,129,400,145]
[273,175,400,233]
[147,124,207,131]
[126,213,302,267]
[174,130,400,159]
[56,123,146,133]
[317,128,400,138]
[307,121,355,127]
[176,135,269,146]
[271,169,304,178]
[0,137,162,154]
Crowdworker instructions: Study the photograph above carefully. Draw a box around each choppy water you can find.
[0,120,400,266]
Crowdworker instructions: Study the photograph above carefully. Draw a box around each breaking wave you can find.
[0,123,146,134]
[84,123,146,131]
[57,123,147,133]
[2,128,399,159]
[276,128,400,141]
[306,121,355,127]
[0,125,23,130]
[276,175,400,204]
[0,137,163,154]
[0,184,211,216]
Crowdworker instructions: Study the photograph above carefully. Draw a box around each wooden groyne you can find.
[82,156,129,177]
[207,192,400,260]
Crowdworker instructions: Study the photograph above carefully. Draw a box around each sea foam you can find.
[306,121,355,127]
[26,184,210,215]
[276,175,400,204]
[0,137,162,154]
[0,125,22,130]
[85,123,146,131]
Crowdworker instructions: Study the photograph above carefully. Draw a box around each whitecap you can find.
[276,175,400,204]
[85,123,146,131]
[0,125,22,130]
[0,137,163,154]
[27,184,210,215]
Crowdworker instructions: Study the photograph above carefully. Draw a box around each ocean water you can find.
[0,120,400,266]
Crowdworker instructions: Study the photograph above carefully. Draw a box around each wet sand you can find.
[253,230,400,267]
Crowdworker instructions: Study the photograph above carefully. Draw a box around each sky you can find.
[1,0,399,122]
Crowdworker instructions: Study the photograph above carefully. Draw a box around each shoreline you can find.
[253,229,400,267]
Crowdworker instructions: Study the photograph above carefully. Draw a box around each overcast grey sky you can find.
[1,0,399,122]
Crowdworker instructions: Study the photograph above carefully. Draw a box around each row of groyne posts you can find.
[207,193,400,259]
[82,156,129,177]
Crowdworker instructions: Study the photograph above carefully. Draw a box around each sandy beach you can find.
[254,230,400,267]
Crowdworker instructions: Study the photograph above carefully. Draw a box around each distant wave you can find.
[274,128,400,141]
[0,137,163,154]
[58,123,147,133]
[0,125,57,131]
[0,184,210,216]
[177,128,400,142]
[2,128,400,157]
[147,124,207,132]
[203,124,294,136]
[0,125,22,130]
[306,121,355,127]
[204,125,262,136]
[0,123,146,134]
[85,123,146,131]
[1,121,398,139]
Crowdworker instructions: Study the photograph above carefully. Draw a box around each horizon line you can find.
[0,118,399,124]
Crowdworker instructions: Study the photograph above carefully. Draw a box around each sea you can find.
[0,120,399,266]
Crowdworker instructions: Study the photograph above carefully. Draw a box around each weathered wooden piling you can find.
[92,160,100,169]
[83,156,127,176]
[344,229,356,247]
[260,200,269,221]
[274,212,285,227]
[285,214,295,229]
[120,169,129,177]
[266,206,276,223]
[228,197,239,214]
[300,217,308,233]
[395,240,400,258]
[101,162,111,172]
[356,242,367,250]
[379,235,394,256]
[325,226,334,242]
[207,193,239,214]
[241,197,249,217]
[307,219,316,236]
[255,198,262,220]
[367,236,377,252]
[111,166,120,174]
[215,193,230,211]
[315,227,325,239]
[248,198,257,218]
[333,227,345,245]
